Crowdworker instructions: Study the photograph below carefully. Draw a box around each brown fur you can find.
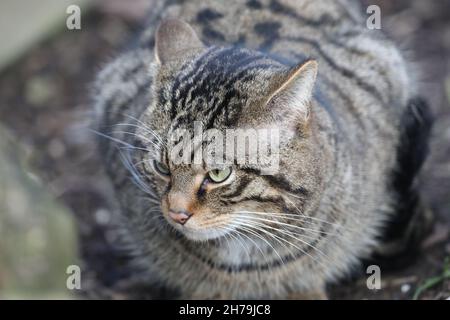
[91,0,429,299]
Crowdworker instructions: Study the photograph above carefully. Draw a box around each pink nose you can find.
[168,210,192,225]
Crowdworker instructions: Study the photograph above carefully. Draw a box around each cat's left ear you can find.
[155,19,205,65]
[266,60,318,128]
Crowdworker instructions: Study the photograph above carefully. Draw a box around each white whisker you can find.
[233,218,329,269]
[231,213,334,236]
[111,130,163,151]
[118,148,154,196]
[90,128,151,152]
[233,216,319,241]
[230,222,285,265]
[226,223,271,268]
[233,216,337,267]
[236,209,347,229]
[120,114,166,146]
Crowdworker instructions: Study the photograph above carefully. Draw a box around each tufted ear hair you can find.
[155,18,205,64]
[265,60,318,129]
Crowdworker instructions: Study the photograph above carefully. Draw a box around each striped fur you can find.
[92,0,428,299]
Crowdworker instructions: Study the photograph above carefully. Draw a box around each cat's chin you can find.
[175,226,233,242]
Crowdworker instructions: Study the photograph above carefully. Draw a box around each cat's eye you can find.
[153,160,170,176]
[207,167,232,183]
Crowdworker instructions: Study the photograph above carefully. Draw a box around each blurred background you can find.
[0,0,449,299]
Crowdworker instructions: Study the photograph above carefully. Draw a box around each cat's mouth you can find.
[163,213,234,241]
[177,226,232,241]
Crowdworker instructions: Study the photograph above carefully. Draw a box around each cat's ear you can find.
[266,60,318,128]
[155,19,205,64]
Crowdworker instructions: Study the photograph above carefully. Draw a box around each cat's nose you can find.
[168,209,192,225]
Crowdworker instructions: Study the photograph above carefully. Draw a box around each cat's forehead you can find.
[158,47,284,130]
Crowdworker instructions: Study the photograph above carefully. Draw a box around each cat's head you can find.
[133,19,322,241]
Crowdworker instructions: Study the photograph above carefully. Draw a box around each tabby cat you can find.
[92,0,432,299]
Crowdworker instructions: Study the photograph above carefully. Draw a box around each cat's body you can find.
[92,0,431,299]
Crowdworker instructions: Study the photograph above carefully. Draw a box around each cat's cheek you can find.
[159,195,171,220]
[152,176,169,196]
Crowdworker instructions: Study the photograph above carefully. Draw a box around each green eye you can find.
[207,167,232,183]
[153,160,170,176]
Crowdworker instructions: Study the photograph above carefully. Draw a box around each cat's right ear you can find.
[265,60,318,130]
[155,19,205,65]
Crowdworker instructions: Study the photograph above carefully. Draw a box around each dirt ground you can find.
[0,0,449,299]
